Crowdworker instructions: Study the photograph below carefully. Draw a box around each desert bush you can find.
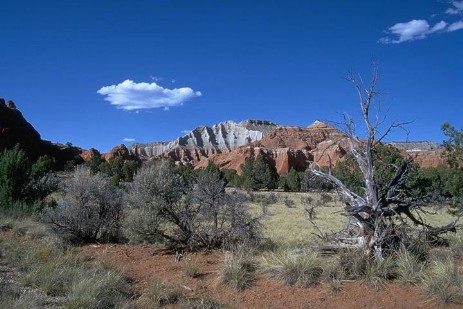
[0,292,44,309]
[395,246,426,284]
[181,296,229,309]
[47,166,123,244]
[361,255,396,288]
[65,267,131,309]
[139,280,183,308]
[125,161,262,250]
[267,192,278,204]
[1,221,132,308]
[261,251,323,287]
[182,255,199,278]
[301,195,319,219]
[219,251,255,290]
[123,160,187,244]
[423,258,463,303]
[338,249,370,279]
[319,192,333,204]
[449,233,463,258]
[283,196,295,208]
[338,249,395,287]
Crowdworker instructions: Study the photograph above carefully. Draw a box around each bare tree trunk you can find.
[309,65,460,259]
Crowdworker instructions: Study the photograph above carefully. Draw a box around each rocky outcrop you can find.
[103,144,134,161]
[0,99,83,168]
[386,141,446,168]
[404,149,446,168]
[81,148,101,162]
[388,141,441,152]
[196,121,349,174]
[129,120,279,164]
[120,118,446,174]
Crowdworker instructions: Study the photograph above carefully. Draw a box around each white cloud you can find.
[97,80,202,111]
[180,130,190,134]
[448,20,463,31]
[123,138,136,142]
[430,20,448,32]
[379,20,445,43]
[446,1,463,15]
[379,1,463,44]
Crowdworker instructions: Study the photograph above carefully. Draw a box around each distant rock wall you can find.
[129,120,279,164]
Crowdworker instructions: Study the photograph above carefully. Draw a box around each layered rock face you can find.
[118,119,446,174]
[0,99,83,168]
[103,144,134,161]
[389,141,446,168]
[196,121,349,174]
[129,120,279,164]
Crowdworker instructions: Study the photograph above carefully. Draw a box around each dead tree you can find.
[310,66,460,259]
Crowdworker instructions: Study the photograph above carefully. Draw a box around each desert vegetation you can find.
[1,73,463,308]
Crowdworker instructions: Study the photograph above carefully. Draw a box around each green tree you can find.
[241,156,256,191]
[87,155,105,174]
[442,122,463,169]
[0,146,56,211]
[122,160,139,182]
[0,145,31,208]
[252,155,278,190]
[222,169,242,187]
[285,168,301,192]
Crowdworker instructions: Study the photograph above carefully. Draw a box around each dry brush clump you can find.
[423,258,463,303]
[0,217,133,308]
[46,165,123,244]
[395,246,426,285]
[219,251,256,290]
[261,250,323,287]
[124,160,262,251]
[138,280,183,308]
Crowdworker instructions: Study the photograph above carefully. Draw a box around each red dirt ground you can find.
[79,244,461,309]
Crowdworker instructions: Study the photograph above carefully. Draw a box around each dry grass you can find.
[219,251,255,290]
[249,191,459,251]
[249,191,346,248]
[423,258,463,304]
[182,255,199,278]
[0,217,133,308]
[261,250,323,287]
[395,247,426,285]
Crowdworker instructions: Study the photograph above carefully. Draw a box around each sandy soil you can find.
[79,244,461,309]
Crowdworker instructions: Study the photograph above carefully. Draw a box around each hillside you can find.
[0,99,83,168]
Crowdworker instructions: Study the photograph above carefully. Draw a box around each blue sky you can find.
[1,0,462,152]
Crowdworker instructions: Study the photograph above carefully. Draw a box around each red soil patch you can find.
[79,244,461,309]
